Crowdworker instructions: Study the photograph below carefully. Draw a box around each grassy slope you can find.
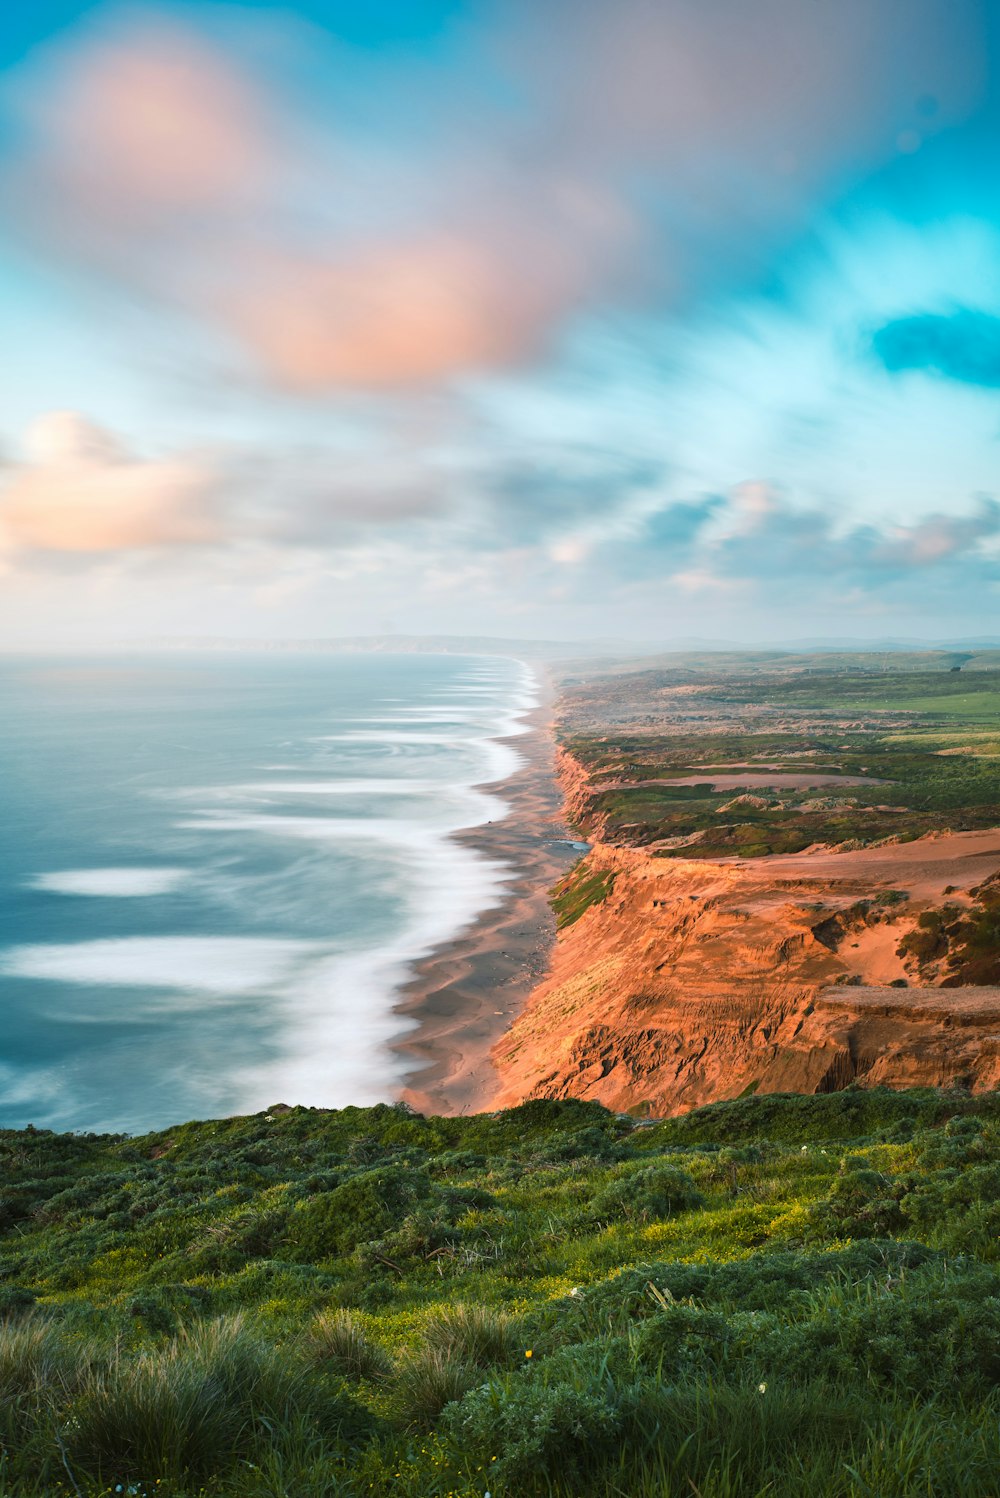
[4,1090,1000,1495]
[550,863,616,928]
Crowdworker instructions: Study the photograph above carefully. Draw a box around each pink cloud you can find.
[15,19,276,225]
[0,413,220,553]
[1,3,984,389]
[874,505,1000,567]
[217,199,629,387]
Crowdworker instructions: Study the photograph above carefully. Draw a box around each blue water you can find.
[0,652,534,1134]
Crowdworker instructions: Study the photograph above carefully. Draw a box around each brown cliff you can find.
[491,827,1000,1114]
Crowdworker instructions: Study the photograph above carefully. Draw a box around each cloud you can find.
[694,483,1000,588]
[871,500,1000,567]
[216,224,626,389]
[872,309,1000,387]
[9,18,277,231]
[1,2,984,390]
[481,451,666,547]
[0,412,220,553]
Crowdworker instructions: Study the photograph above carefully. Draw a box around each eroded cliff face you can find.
[491,828,1000,1114]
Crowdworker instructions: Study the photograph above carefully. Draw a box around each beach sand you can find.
[394,667,578,1116]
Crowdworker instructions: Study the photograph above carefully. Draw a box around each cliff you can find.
[492,789,1000,1113]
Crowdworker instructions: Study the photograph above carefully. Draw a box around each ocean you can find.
[0,652,535,1135]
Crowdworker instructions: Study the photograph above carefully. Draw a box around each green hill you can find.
[3,1089,1000,1496]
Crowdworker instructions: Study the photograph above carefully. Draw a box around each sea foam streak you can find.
[30,867,190,897]
[1,937,320,995]
[173,665,533,1116]
[0,653,537,1133]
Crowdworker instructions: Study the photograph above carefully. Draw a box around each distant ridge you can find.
[11,633,1000,659]
[155,633,1000,656]
[150,634,614,660]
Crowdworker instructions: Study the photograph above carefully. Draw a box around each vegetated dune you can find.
[491,824,1000,1116]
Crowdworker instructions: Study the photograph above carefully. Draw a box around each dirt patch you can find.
[622,773,886,790]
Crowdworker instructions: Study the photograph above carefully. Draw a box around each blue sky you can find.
[0,0,998,646]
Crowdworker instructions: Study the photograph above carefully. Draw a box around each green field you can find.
[558,655,1000,856]
[6,1091,1000,1495]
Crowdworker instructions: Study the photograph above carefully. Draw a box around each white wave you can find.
[1,936,320,995]
[30,867,190,898]
[4,656,542,1128]
[225,827,514,1110]
[318,731,467,744]
[350,708,482,722]
[231,780,437,796]
[175,790,509,842]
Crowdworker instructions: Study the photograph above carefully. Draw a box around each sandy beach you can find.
[394,665,578,1115]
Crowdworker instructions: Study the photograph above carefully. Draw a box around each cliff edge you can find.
[492,803,1000,1114]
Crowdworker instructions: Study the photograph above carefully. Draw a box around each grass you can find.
[551,862,616,927]
[4,1090,1000,1492]
[304,1308,392,1382]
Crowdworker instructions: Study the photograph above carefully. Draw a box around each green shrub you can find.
[592,1164,705,1223]
[0,1286,37,1320]
[287,1166,432,1259]
[445,1361,648,1488]
[530,1125,628,1163]
[808,1160,906,1239]
[125,1291,177,1336]
[748,1266,1000,1396]
[533,1242,939,1347]
[631,1303,733,1377]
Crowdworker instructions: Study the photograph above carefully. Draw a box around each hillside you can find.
[4,1090,1000,1495]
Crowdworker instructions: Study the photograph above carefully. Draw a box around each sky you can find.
[1,0,999,648]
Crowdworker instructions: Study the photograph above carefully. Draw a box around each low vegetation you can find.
[5,1089,1000,1493]
[550,862,616,928]
[557,653,1000,856]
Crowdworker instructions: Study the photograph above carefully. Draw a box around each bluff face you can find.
[492,823,1000,1116]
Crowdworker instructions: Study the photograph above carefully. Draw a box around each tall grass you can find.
[305,1308,392,1383]
[571,1392,1000,1498]
[394,1345,487,1428]
[0,1313,370,1489]
[420,1302,519,1370]
[6,1093,1000,1494]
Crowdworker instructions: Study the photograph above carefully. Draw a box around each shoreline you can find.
[394,664,578,1116]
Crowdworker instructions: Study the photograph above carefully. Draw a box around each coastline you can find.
[394,663,578,1115]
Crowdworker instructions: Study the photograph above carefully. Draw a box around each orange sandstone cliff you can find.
[491,797,1000,1115]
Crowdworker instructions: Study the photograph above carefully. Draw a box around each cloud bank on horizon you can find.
[0,0,998,645]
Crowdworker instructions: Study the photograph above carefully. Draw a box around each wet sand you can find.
[394,667,579,1116]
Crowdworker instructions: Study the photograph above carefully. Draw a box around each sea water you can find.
[0,652,534,1134]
